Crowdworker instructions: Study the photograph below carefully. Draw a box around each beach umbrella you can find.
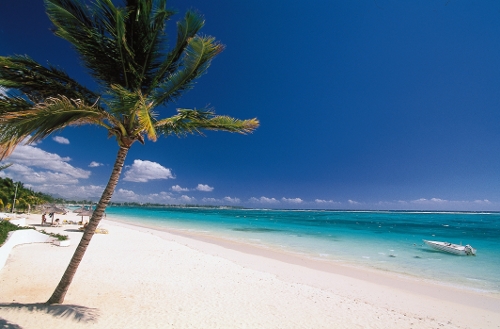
[73,205,93,214]
[42,205,67,214]
[78,209,93,222]
[73,207,85,214]
[41,205,67,224]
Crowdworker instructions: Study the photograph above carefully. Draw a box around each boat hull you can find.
[423,240,476,256]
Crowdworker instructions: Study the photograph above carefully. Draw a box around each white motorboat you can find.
[423,240,476,256]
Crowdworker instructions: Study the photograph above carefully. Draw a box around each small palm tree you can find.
[0,164,12,171]
[0,0,258,304]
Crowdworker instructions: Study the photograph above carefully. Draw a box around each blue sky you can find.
[1,0,500,211]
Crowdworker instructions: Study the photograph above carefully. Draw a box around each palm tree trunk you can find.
[47,146,130,304]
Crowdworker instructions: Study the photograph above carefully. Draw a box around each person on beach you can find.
[41,213,46,226]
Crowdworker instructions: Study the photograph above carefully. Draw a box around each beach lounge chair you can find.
[78,223,108,234]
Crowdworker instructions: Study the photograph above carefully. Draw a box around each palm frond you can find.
[0,95,33,113]
[0,55,98,104]
[149,10,204,91]
[0,163,12,171]
[103,85,157,142]
[108,3,136,88]
[133,94,157,142]
[194,116,260,134]
[126,0,175,89]
[152,36,224,106]
[45,0,130,88]
[105,84,141,116]
[1,1,256,158]
[155,109,259,137]
[45,0,175,91]
[0,95,111,159]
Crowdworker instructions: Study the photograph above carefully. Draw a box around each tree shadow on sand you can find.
[64,229,84,233]
[0,303,100,325]
[0,316,23,329]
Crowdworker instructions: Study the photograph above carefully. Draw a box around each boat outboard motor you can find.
[464,245,474,256]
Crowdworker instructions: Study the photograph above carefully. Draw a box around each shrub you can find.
[39,229,69,241]
[0,221,33,245]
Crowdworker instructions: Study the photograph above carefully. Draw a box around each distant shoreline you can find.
[100,203,500,214]
[60,202,500,213]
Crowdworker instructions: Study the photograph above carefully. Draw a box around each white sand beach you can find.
[1,212,499,329]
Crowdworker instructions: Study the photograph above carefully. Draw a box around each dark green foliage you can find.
[0,177,54,211]
[1,0,258,153]
[0,221,33,246]
[0,55,98,104]
[39,229,69,241]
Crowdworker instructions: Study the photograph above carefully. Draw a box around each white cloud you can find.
[145,191,173,201]
[315,199,341,205]
[53,136,70,144]
[0,142,104,199]
[282,197,303,204]
[8,144,89,178]
[110,190,181,203]
[115,188,139,200]
[348,199,360,205]
[1,144,91,188]
[123,159,173,182]
[111,191,196,204]
[368,198,498,211]
[180,195,196,203]
[474,199,491,204]
[223,196,240,203]
[33,184,105,199]
[171,185,189,192]
[89,161,103,168]
[200,196,240,204]
[249,196,280,204]
[8,164,80,184]
[411,198,447,204]
[31,184,192,204]
[196,184,214,192]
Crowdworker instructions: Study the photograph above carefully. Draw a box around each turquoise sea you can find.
[104,206,500,295]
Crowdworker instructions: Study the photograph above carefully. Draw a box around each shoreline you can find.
[106,215,500,297]
[0,212,499,328]
[106,217,500,311]
[104,206,500,296]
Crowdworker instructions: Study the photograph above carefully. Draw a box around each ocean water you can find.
[104,206,500,294]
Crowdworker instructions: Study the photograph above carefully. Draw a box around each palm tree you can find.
[0,0,258,304]
[0,164,12,171]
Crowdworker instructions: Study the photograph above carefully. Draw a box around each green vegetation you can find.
[0,177,54,212]
[0,0,258,304]
[39,229,69,241]
[0,220,33,246]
